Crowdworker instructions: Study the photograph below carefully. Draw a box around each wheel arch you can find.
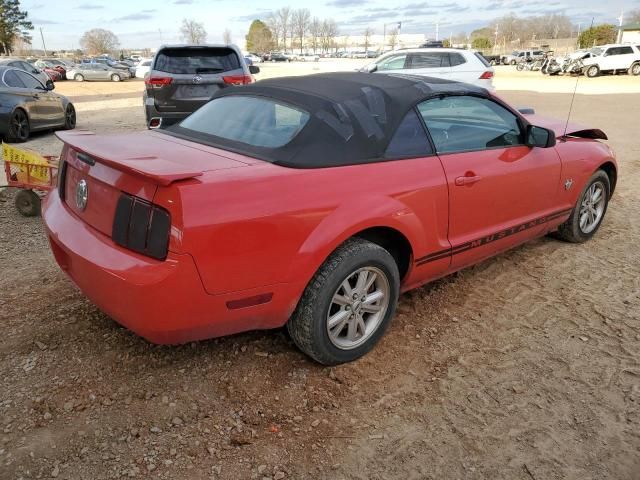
[598,161,617,197]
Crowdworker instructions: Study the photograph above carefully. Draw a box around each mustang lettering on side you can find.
[42,72,617,365]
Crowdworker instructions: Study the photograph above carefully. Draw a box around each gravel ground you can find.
[0,67,639,480]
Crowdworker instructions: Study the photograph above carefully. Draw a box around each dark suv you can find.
[143,44,259,129]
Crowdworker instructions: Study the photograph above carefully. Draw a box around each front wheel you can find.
[516,63,524,71]
[6,109,30,142]
[554,170,610,243]
[288,238,400,365]
[111,74,121,82]
[629,62,640,76]
[586,65,599,78]
[74,74,84,82]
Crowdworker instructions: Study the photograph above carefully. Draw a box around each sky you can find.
[23,0,637,51]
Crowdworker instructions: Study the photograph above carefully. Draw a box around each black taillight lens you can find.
[112,193,171,260]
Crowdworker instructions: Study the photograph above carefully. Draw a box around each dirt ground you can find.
[1,65,639,480]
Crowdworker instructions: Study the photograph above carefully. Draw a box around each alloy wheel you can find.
[66,105,76,129]
[579,181,606,234]
[11,110,29,141]
[326,266,390,350]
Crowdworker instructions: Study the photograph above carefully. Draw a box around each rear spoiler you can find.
[56,131,203,186]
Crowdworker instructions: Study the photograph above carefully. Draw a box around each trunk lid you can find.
[56,130,255,238]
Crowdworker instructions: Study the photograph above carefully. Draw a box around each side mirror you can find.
[33,69,40,74]
[366,63,378,73]
[526,125,555,148]
[45,79,55,90]
[248,65,260,74]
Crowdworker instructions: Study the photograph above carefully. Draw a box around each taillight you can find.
[222,74,253,86]
[112,193,171,260]
[479,71,494,80]
[145,76,173,88]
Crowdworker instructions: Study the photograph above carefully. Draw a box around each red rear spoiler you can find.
[56,131,203,186]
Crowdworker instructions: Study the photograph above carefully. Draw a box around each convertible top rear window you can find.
[178,96,310,148]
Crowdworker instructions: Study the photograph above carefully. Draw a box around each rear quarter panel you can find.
[154,157,450,295]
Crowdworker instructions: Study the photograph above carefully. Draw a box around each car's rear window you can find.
[177,95,310,148]
[154,48,240,74]
[474,52,491,67]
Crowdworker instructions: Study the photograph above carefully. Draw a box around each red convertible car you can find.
[43,73,617,364]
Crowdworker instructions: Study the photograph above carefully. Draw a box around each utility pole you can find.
[40,27,47,56]
[616,10,624,43]
[435,21,439,41]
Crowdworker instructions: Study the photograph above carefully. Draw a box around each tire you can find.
[6,109,30,142]
[516,63,524,71]
[553,170,610,243]
[15,189,40,217]
[111,74,121,82]
[629,62,640,76]
[287,238,400,365]
[63,103,76,130]
[74,74,84,82]
[586,65,599,78]
[511,59,516,65]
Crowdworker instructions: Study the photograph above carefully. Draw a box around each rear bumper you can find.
[42,190,301,344]
[143,96,190,128]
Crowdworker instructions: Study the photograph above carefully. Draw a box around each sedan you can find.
[67,64,128,82]
[0,58,50,85]
[43,72,616,365]
[0,66,75,142]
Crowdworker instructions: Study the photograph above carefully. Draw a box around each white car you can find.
[299,53,320,62]
[135,59,152,79]
[362,48,495,90]
[245,53,263,64]
[581,44,640,77]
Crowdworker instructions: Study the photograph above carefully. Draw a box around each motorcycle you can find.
[516,58,543,71]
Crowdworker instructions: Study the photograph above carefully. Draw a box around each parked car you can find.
[352,51,368,58]
[501,50,545,65]
[581,44,640,77]
[420,40,444,48]
[268,52,289,62]
[299,53,320,62]
[67,63,129,82]
[361,48,495,89]
[43,72,616,365]
[245,53,263,64]
[0,66,75,142]
[0,58,50,85]
[143,43,259,129]
[135,59,152,79]
[35,60,67,79]
[90,57,135,78]
[43,68,63,82]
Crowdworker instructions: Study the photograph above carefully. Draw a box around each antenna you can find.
[562,17,594,139]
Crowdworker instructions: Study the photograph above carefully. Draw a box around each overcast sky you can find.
[24,0,634,50]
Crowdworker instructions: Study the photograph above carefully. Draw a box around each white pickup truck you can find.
[581,44,640,77]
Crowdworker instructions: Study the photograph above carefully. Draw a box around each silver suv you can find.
[143,44,259,129]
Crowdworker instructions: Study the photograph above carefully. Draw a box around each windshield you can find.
[176,95,310,149]
[590,47,604,56]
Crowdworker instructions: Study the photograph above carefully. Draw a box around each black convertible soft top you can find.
[169,72,489,168]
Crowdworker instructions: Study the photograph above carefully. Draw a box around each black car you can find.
[0,66,76,142]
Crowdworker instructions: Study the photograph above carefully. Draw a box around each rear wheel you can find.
[586,65,599,78]
[74,74,84,82]
[64,103,76,130]
[516,63,524,71]
[15,189,40,217]
[629,62,640,76]
[288,238,400,365]
[111,74,121,82]
[6,109,30,142]
[554,170,610,243]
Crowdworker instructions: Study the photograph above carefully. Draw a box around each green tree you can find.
[245,19,273,53]
[0,0,33,55]
[578,24,616,48]
[442,38,451,47]
[471,37,492,50]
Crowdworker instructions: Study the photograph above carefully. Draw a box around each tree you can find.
[266,12,281,50]
[276,7,291,51]
[321,18,338,53]
[471,37,492,50]
[578,24,616,48]
[442,38,451,47]
[388,29,398,51]
[292,8,310,54]
[223,28,232,44]
[363,26,373,53]
[79,28,119,55]
[628,9,640,24]
[180,18,206,44]
[309,17,321,53]
[245,20,273,53]
[0,0,33,55]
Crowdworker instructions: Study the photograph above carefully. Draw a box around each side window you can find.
[417,95,524,154]
[449,53,466,67]
[4,70,26,88]
[385,109,433,158]
[409,52,449,68]
[20,62,35,71]
[377,54,407,71]
[15,71,44,89]
[618,46,633,54]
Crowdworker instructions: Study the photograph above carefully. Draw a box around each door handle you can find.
[455,174,482,186]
